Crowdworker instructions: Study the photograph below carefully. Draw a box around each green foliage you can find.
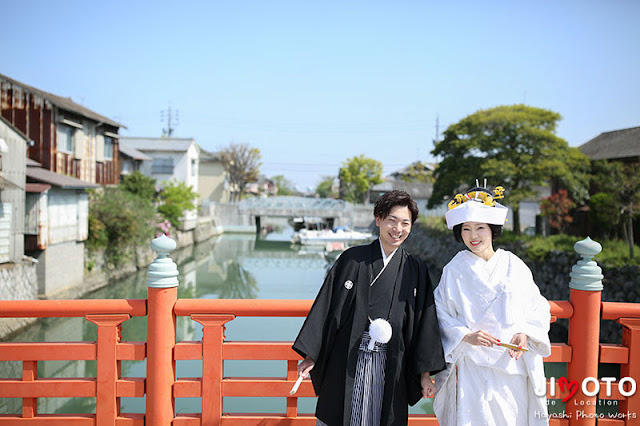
[429,104,590,232]
[589,192,619,238]
[338,154,383,203]
[272,175,296,196]
[316,176,338,198]
[121,171,156,201]
[402,162,435,183]
[417,214,449,232]
[87,188,155,264]
[157,180,198,228]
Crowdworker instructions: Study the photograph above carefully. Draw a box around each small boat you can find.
[292,228,375,246]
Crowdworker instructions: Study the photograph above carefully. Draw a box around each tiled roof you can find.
[0,73,125,129]
[579,126,640,160]
[370,180,433,199]
[119,142,152,161]
[120,137,195,152]
[26,165,99,189]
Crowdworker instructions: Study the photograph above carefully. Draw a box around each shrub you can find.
[87,188,156,264]
[157,180,198,228]
[121,171,157,201]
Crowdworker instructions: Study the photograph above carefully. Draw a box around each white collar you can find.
[379,238,398,266]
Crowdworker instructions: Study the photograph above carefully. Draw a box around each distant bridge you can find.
[238,196,371,231]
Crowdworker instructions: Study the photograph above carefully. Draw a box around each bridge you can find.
[238,196,372,231]
[1,235,639,425]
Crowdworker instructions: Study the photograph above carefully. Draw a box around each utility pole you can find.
[161,105,179,137]
[433,114,440,165]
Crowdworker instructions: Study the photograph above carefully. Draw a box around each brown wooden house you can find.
[0,73,125,185]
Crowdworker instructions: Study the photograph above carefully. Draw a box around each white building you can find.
[119,137,199,192]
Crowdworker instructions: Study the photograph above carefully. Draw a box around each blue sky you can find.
[3,0,639,190]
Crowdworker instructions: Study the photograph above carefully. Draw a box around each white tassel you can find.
[368,318,392,350]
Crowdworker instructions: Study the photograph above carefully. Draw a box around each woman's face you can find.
[460,221,495,261]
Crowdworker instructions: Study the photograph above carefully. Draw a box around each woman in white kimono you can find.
[433,185,551,426]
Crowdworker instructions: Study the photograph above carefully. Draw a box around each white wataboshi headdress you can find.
[445,181,508,230]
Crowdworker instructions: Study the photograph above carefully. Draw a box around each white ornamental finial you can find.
[147,234,179,288]
[569,237,603,291]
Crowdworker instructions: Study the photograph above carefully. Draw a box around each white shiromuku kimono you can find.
[433,249,551,426]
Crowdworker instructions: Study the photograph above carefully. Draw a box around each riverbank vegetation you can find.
[87,171,198,265]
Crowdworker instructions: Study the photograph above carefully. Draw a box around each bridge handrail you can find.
[0,299,147,318]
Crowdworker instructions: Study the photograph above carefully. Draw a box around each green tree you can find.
[121,171,156,201]
[219,143,262,202]
[589,160,640,258]
[157,180,198,229]
[316,176,338,198]
[272,175,296,196]
[402,161,435,183]
[429,104,590,234]
[338,155,383,203]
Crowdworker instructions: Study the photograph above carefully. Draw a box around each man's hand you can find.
[297,357,315,378]
[509,333,527,360]
[421,372,436,398]
[463,330,500,347]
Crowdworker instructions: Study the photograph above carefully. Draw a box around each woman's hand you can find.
[297,357,315,378]
[509,333,527,360]
[463,330,500,347]
[421,372,436,398]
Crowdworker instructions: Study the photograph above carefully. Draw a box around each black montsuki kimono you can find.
[293,240,445,426]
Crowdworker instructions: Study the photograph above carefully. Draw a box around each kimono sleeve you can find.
[292,253,344,362]
[410,260,446,376]
[433,265,474,362]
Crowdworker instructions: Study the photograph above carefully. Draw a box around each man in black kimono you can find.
[293,190,445,426]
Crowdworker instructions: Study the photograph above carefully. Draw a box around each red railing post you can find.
[86,314,130,426]
[566,237,603,426]
[191,314,235,426]
[618,318,640,423]
[145,235,180,425]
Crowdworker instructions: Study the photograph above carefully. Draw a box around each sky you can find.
[2,0,639,191]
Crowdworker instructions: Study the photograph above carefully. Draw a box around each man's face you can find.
[375,205,412,254]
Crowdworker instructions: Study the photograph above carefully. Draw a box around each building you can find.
[579,126,640,163]
[0,73,125,185]
[119,137,199,192]
[0,116,28,263]
[24,158,99,296]
[198,149,230,204]
[119,142,152,180]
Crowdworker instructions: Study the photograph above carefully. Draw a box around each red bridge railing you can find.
[0,236,638,425]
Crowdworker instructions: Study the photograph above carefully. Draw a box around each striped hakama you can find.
[316,330,387,426]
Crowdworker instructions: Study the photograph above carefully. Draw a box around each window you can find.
[57,125,74,153]
[104,136,114,159]
[191,159,197,176]
[152,158,174,174]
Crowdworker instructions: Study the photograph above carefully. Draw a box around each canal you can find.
[0,225,436,417]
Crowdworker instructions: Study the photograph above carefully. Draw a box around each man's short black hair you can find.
[452,223,503,243]
[373,190,419,224]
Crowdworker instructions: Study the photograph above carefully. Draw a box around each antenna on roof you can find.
[161,104,179,137]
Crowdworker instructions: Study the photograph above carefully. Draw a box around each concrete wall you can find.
[33,240,85,297]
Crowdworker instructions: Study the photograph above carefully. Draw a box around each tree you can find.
[157,180,198,229]
[401,161,435,183]
[589,160,640,258]
[272,175,296,196]
[219,143,262,202]
[540,189,575,233]
[429,104,590,234]
[338,155,383,203]
[120,171,156,201]
[316,176,338,198]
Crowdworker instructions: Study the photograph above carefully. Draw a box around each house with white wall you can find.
[119,137,199,192]
[198,148,230,204]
